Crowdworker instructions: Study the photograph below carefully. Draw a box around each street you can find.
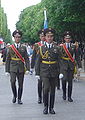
[0,62,85,120]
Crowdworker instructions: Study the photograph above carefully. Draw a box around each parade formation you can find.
[0,28,82,115]
[0,0,85,119]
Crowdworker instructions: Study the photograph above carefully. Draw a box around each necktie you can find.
[17,44,18,49]
[49,44,50,49]
[67,43,69,49]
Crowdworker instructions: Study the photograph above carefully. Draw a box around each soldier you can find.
[5,30,30,104]
[30,29,46,104]
[59,31,82,102]
[35,28,60,114]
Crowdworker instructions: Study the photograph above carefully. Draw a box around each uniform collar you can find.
[40,41,45,45]
[65,42,70,48]
[15,43,20,48]
[46,42,53,48]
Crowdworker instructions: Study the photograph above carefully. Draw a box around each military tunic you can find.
[6,44,30,73]
[31,41,45,103]
[31,41,45,69]
[5,44,30,100]
[59,43,82,100]
[35,42,60,109]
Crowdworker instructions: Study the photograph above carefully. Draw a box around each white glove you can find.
[78,68,82,72]
[29,68,34,75]
[59,73,64,79]
[30,68,34,72]
[25,71,29,75]
[35,75,40,79]
[5,72,10,76]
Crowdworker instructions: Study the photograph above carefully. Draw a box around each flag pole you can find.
[44,8,48,29]
[44,8,47,21]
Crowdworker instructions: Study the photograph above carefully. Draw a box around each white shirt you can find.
[15,43,20,48]
[66,43,70,49]
[41,41,46,45]
[46,42,53,48]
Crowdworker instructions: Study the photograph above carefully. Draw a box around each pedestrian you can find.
[35,28,60,114]
[59,31,82,102]
[74,41,82,81]
[30,29,46,104]
[83,45,85,72]
[1,43,10,64]
[5,30,30,104]
[1,47,7,63]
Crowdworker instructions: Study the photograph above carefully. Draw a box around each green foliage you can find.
[0,6,12,44]
[16,0,85,43]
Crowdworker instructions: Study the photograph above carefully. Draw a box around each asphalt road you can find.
[0,61,85,120]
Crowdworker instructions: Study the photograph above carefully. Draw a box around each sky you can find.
[1,0,41,33]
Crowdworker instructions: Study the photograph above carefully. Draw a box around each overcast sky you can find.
[1,0,41,33]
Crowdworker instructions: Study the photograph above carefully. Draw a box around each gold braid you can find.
[40,46,49,59]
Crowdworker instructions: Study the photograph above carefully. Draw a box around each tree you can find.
[16,0,85,43]
[0,2,12,43]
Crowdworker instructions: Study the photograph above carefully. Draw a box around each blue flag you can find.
[44,9,48,29]
[44,20,48,29]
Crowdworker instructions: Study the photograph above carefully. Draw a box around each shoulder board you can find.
[37,42,44,46]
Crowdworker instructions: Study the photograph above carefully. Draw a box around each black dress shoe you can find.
[49,108,55,114]
[18,99,23,104]
[68,98,73,102]
[12,97,16,103]
[63,96,66,100]
[43,107,48,114]
[38,98,42,104]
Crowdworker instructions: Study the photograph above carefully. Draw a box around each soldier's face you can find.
[45,33,54,43]
[64,37,71,43]
[14,33,21,43]
[39,34,45,41]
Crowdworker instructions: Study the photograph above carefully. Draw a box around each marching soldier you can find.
[35,28,60,114]
[5,30,30,104]
[59,31,82,102]
[30,29,46,104]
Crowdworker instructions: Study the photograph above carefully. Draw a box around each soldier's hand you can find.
[59,73,64,79]
[78,68,82,72]
[5,72,10,76]
[35,75,40,79]
[25,71,29,75]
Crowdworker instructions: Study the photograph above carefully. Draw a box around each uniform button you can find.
[49,65,50,67]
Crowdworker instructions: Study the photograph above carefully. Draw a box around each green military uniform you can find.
[6,44,30,73]
[59,33,82,102]
[31,41,44,69]
[31,29,45,104]
[31,41,45,103]
[5,44,30,103]
[5,30,30,104]
[53,41,60,90]
[35,42,60,114]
